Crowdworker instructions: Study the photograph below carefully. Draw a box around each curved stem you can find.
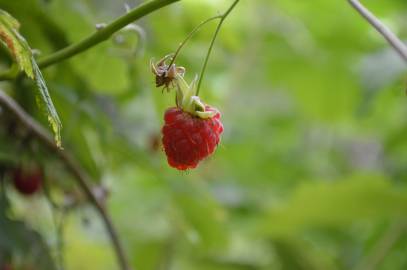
[168,15,222,67]
[0,90,131,270]
[348,0,407,62]
[0,0,181,81]
[196,0,240,95]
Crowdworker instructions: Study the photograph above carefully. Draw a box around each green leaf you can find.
[0,9,33,78]
[0,9,62,147]
[32,58,62,147]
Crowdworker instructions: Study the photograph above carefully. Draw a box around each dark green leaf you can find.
[0,9,62,147]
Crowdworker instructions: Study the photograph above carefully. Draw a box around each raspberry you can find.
[162,106,223,170]
[12,166,43,195]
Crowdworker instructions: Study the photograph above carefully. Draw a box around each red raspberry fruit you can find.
[162,106,223,170]
[12,167,43,195]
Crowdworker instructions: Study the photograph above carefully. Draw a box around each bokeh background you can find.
[1,0,407,269]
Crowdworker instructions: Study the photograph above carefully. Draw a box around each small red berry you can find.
[12,166,43,195]
[162,106,223,170]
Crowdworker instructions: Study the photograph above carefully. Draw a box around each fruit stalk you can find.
[168,15,222,67]
[196,0,240,95]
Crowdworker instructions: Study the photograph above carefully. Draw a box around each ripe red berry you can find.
[12,166,43,195]
[162,106,223,170]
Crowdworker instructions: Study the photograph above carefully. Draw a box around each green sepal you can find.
[174,74,215,119]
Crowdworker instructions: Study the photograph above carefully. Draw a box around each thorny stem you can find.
[348,0,407,62]
[196,0,240,95]
[168,15,222,67]
[0,0,181,81]
[0,90,131,270]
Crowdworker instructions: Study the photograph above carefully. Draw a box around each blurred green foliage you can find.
[1,0,407,269]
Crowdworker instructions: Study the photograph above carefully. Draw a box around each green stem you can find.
[0,0,181,81]
[196,0,240,95]
[168,15,222,67]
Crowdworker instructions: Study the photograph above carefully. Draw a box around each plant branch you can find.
[0,90,131,270]
[196,0,240,95]
[0,0,181,81]
[348,0,407,62]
